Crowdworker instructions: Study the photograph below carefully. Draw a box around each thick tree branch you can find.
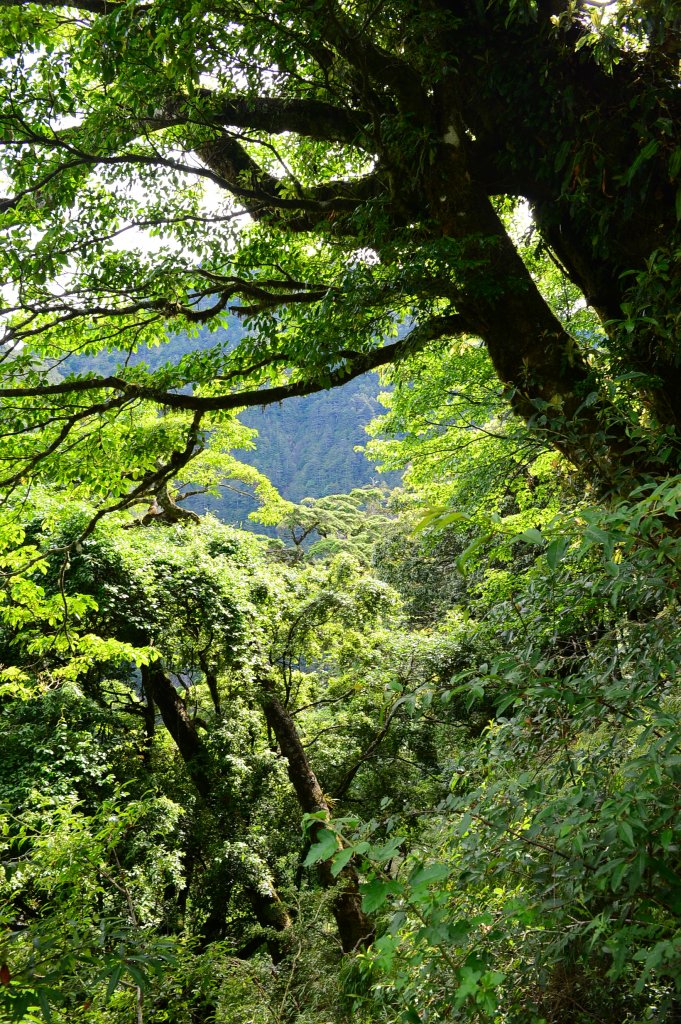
[195,132,385,224]
[159,93,370,147]
[0,125,383,233]
[302,0,429,120]
[0,315,466,412]
[1,278,331,343]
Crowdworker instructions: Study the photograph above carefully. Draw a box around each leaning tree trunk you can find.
[259,677,374,953]
[418,81,651,486]
[141,662,293,952]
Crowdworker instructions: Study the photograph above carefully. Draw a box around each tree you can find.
[0,0,678,521]
[7,469,681,1019]
[256,486,397,563]
[1,500,429,990]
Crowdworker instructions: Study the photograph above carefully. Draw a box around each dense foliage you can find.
[66,317,396,520]
[0,0,678,500]
[5,452,681,1022]
[0,0,680,1022]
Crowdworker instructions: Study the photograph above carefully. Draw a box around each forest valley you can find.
[6,402,681,1024]
[0,0,680,1020]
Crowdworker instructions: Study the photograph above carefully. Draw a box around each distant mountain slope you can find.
[64,318,397,522]
[189,374,398,524]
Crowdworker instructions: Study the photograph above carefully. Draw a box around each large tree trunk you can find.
[142,662,212,799]
[404,65,669,485]
[447,7,681,438]
[260,678,374,953]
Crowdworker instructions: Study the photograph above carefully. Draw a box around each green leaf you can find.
[303,829,338,866]
[330,847,355,877]
[302,811,329,828]
[454,965,483,1007]
[625,139,659,182]
[37,990,53,1024]
[545,536,569,569]
[456,532,492,574]
[618,823,634,847]
[414,508,471,534]
[105,964,123,1001]
[515,528,544,546]
[409,863,450,888]
[669,147,681,180]
[361,878,401,913]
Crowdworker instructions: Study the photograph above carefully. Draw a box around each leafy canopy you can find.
[0,0,677,522]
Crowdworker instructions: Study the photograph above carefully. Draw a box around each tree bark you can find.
[141,662,212,799]
[141,662,293,950]
[260,678,374,953]
[448,8,681,435]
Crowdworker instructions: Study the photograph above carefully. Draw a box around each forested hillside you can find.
[66,321,397,522]
[5,406,681,1023]
[0,0,680,1021]
[186,376,399,522]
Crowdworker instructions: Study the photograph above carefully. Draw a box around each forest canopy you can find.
[0,0,678,507]
[0,1,681,1023]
